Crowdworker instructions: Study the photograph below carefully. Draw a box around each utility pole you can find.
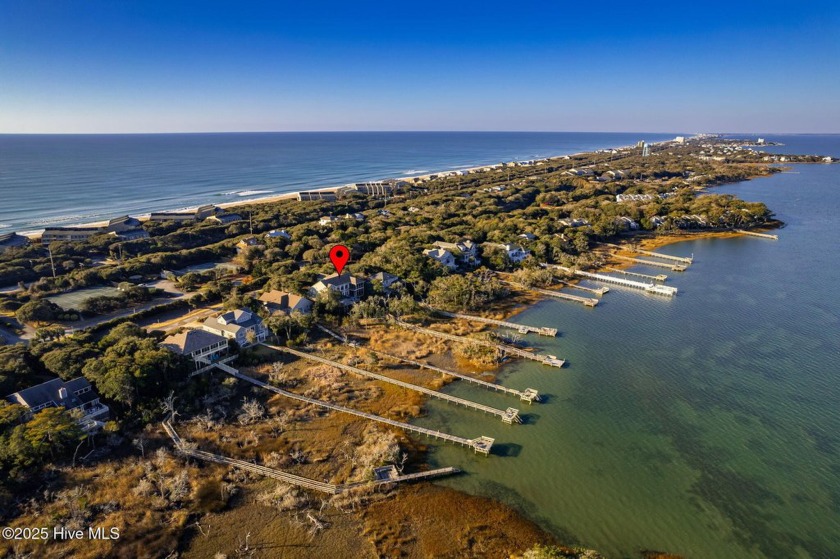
[249,212,253,235]
[48,245,57,278]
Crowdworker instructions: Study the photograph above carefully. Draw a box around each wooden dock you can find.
[558,281,609,296]
[214,363,495,454]
[368,347,540,403]
[315,324,540,403]
[735,229,778,240]
[423,306,557,336]
[612,254,687,272]
[604,243,693,264]
[605,267,668,282]
[526,286,600,307]
[395,319,565,368]
[571,270,677,296]
[163,421,460,493]
[266,344,521,423]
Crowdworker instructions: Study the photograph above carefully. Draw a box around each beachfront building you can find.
[309,273,367,304]
[423,247,457,270]
[6,377,110,431]
[433,239,480,266]
[202,309,269,347]
[258,290,313,316]
[161,329,229,368]
[0,232,29,253]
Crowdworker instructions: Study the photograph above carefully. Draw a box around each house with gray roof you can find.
[161,329,229,367]
[309,273,367,304]
[6,377,109,431]
[201,308,268,347]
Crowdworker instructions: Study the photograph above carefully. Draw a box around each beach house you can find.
[309,273,367,304]
[258,290,313,315]
[161,329,229,368]
[6,377,110,431]
[202,309,269,347]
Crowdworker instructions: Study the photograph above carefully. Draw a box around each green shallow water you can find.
[412,161,840,558]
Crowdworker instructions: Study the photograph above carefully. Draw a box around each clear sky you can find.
[1,0,838,134]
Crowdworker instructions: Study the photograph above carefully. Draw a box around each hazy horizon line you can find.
[1,130,838,136]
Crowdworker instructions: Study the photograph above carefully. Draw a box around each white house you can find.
[202,309,269,347]
[265,229,292,240]
[319,216,340,226]
[433,240,479,265]
[501,244,530,263]
[423,248,457,270]
[309,273,367,304]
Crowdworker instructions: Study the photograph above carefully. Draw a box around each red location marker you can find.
[329,244,350,275]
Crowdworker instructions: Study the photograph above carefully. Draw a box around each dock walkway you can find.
[214,363,495,454]
[315,324,540,403]
[394,319,565,368]
[162,421,460,493]
[612,254,687,272]
[424,306,557,336]
[604,243,693,264]
[605,267,668,282]
[266,344,521,423]
[735,229,778,240]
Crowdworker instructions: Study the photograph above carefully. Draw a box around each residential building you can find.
[236,237,265,253]
[423,247,457,270]
[258,290,313,315]
[433,239,479,265]
[615,217,640,230]
[265,229,292,240]
[6,377,110,431]
[161,329,229,368]
[206,212,242,225]
[319,216,340,226]
[518,232,537,241]
[202,309,269,347]
[309,273,367,304]
[41,226,106,243]
[370,271,402,293]
[499,243,530,263]
[558,218,590,228]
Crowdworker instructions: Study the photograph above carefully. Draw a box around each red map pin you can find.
[329,244,350,275]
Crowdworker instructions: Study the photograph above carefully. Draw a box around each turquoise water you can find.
[415,151,840,557]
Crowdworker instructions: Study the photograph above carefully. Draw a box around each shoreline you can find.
[18,141,648,239]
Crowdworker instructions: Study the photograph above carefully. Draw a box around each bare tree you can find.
[237,397,265,425]
[162,391,178,424]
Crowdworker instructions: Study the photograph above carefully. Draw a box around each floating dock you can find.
[612,254,687,272]
[394,319,566,368]
[266,344,521,423]
[735,229,778,240]
[162,421,460,493]
[424,306,557,336]
[604,243,693,264]
[605,267,668,282]
[214,363,495,454]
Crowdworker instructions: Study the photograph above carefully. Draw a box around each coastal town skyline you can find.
[1,0,839,134]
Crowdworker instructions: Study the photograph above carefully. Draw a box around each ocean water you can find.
[414,135,840,558]
[0,131,676,234]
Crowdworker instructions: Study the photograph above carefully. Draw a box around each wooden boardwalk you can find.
[604,243,693,264]
[735,229,778,240]
[394,319,565,368]
[162,421,460,493]
[266,344,521,423]
[605,267,668,282]
[315,324,540,403]
[558,281,609,295]
[612,254,687,272]
[214,363,495,454]
[423,306,557,336]
[526,285,600,307]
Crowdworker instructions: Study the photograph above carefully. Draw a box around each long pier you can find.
[612,254,687,272]
[558,281,609,296]
[735,229,778,240]
[572,270,677,296]
[605,267,668,282]
[266,344,521,423]
[395,319,565,368]
[162,421,460,493]
[604,243,693,264]
[526,286,599,307]
[214,363,494,454]
[423,306,557,336]
[316,324,540,403]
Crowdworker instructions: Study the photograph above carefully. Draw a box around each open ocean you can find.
[0,131,678,234]
[414,135,840,558]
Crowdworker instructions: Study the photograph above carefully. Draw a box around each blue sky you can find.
[1,1,838,133]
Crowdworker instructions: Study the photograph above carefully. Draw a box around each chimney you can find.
[58,387,68,400]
